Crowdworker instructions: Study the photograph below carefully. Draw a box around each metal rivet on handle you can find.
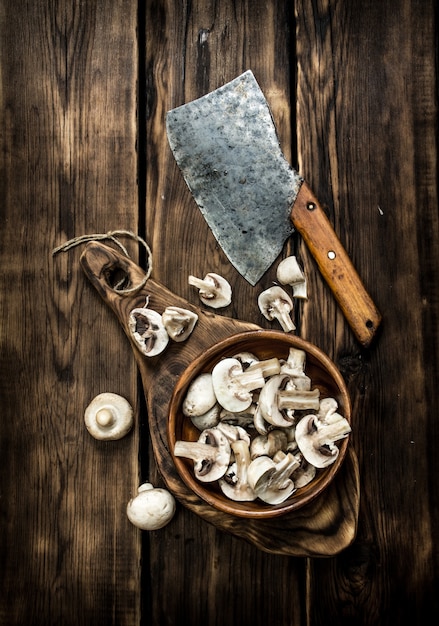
[328,251,336,260]
[307,202,316,211]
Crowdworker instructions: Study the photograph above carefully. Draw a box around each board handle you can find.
[291,182,382,347]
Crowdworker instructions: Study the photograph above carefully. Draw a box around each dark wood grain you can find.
[1,0,438,624]
[0,1,141,624]
[296,0,439,624]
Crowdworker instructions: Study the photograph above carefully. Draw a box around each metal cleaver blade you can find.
[166,70,381,347]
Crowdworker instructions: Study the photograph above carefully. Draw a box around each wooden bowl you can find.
[167,330,351,519]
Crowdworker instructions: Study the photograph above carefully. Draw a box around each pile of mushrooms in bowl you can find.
[167,331,352,519]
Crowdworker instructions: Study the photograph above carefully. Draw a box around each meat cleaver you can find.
[166,70,381,347]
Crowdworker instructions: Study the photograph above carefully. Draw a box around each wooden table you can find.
[1,1,438,624]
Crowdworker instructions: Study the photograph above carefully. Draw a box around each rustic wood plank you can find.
[144,1,306,624]
[0,1,141,624]
[296,0,439,623]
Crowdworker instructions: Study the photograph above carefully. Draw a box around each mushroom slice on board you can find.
[188,272,232,308]
[128,301,169,356]
[162,306,198,342]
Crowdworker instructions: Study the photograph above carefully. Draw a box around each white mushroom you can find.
[128,300,169,356]
[290,452,317,488]
[279,347,312,390]
[248,451,299,504]
[257,374,297,427]
[277,387,320,412]
[219,404,256,430]
[126,482,176,530]
[162,306,198,342]
[188,272,232,308]
[258,286,295,332]
[219,439,256,501]
[250,430,288,460]
[182,372,217,418]
[216,422,251,447]
[84,392,133,440]
[211,357,266,413]
[295,412,351,468]
[276,256,307,299]
[174,427,231,482]
[190,403,221,430]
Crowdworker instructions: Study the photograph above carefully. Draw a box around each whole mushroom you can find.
[84,392,133,440]
[126,482,176,530]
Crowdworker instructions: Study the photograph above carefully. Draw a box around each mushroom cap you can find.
[182,372,217,417]
[84,392,133,440]
[126,482,176,530]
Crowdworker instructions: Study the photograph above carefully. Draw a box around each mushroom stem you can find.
[95,408,115,427]
[174,440,220,463]
[234,367,266,392]
[312,417,351,446]
[247,357,281,378]
[188,276,215,294]
[277,388,320,411]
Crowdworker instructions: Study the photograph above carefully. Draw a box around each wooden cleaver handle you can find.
[291,182,382,347]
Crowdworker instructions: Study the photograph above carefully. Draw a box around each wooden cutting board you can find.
[81,241,359,556]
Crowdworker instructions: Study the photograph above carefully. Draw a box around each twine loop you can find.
[52,230,152,295]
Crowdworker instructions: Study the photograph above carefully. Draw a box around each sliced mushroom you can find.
[290,451,317,488]
[248,451,299,504]
[216,422,251,447]
[174,427,231,482]
[188,272,232,308]
[295,413,351,468]
[258,286,295,332]
[258,374,296,427]
[219,404,256,430]
[84,392,133,440]
[280,347,311,391]
[219,439,256,501]
[182,372,217,418]
[162,306,198,342]
[126,482,176,530]
[276,256,307,299]
[232,351,259,370]
[128,301,169,356]
[211,357,266,412]
[250,430,288,460]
